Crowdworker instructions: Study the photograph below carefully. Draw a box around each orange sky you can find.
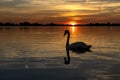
[0,0,120,24]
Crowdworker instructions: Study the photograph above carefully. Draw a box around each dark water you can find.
[0,26,120,80]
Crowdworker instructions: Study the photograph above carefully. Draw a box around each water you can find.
[0,26,120,80]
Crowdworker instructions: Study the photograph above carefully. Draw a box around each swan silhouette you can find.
[64,30,92,53]
[64,47,70,64]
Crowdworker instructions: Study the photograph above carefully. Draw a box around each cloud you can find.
[0,0,119,23]
[89,0,120,3]
[0,0,29,8]
[0,0,13,2]
[65,0,87,3]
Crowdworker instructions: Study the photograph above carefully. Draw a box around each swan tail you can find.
[88,45,92,48]
[86,45,92,50]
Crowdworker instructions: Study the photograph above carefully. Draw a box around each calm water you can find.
[0,26,120,80]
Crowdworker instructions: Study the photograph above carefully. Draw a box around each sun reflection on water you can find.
[72,26,75,33]
[68,26,77,34]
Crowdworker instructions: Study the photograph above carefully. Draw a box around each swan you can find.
[64,30,92,53]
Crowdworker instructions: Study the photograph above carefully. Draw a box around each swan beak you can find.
[63,32,66,36]
[63,34,65,36]
[64,30,68,36]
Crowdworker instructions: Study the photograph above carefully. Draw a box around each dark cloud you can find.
[65,0,87,3]
[0,0,29,8]
[65,0,120,4]
[90,0,120,3]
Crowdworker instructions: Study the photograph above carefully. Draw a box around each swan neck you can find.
[66,32,70,46]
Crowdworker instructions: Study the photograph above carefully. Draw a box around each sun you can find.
[69,21,77,26]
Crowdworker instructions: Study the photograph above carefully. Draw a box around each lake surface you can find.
[0,26,120,80]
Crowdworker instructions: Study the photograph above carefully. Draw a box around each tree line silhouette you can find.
[0,22,120,26]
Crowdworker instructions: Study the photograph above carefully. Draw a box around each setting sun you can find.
[69,21,77,26]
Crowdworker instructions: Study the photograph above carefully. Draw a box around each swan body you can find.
[70,42,91,50]
[64,30,92,53]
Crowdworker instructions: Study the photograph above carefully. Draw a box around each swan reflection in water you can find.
[64,30,92,64]
[64,47,70,64]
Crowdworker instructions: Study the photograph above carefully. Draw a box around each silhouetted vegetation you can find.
[0,22,120,27]
[85,22,120,26]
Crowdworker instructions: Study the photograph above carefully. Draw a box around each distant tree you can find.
[49,22,54,25]
[32,23,42,26]
[4,22,13,26]
[107,22,110,26]
[19,22,31,26]
[0,22,3,26]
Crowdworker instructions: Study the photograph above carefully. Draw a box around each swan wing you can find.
[70,42,87,48]
[70,42,91,50]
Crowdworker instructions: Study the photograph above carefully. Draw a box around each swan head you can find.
[64,30,70,36]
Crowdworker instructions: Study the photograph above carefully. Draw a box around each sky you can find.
[0,0,120,24]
